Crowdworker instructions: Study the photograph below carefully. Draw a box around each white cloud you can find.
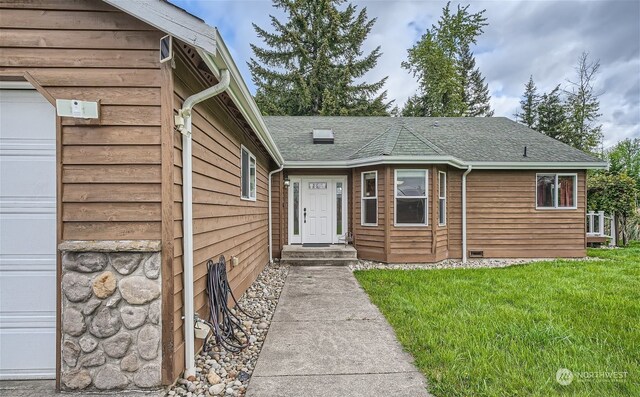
[172,0,640,145]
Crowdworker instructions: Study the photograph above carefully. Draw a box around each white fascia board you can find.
[200,46,284,166]
[103,0,218,55]
[284,157,608,170]
[467,161,609,170]
[284,156,467,169]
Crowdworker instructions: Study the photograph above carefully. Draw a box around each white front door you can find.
[301,180,332,244]
[0,87,57,379]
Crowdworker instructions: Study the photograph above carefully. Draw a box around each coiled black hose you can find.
[202,256,259,353]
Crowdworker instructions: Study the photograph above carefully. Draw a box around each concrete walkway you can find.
[246,266,431,397]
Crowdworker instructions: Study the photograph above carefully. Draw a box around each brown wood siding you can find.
[171,51,271,378]
[465,170,587,258]
[448,169,463,259]
[353,166,386,262]
[270,172,283,258]
[0,0,164,241]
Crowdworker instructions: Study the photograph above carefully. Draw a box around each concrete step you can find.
[280,257,359,266]
[281,245,357,259]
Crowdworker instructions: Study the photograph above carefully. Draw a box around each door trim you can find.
[288,176,348,245]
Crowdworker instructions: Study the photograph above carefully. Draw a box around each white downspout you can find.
[176,69,230,379]
[268,165,284,264]
[462,165,472,263]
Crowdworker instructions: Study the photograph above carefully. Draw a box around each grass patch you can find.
[355,246,640,397]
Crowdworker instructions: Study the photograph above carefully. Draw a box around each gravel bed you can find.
[350,256,600,271]
[168,261,288,397]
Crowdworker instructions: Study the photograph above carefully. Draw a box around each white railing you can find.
[586,211,616,246]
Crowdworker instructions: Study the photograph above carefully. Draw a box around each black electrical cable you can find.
[202,255,260,353]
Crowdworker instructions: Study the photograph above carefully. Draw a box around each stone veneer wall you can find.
[59,240,162,391]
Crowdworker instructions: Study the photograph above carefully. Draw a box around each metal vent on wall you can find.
[313,128,334,144]
[469,250,484,258]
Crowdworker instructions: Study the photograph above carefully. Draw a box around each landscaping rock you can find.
[137,324,160,360]
[62,368,92,390]
[133,363,161,388]
[109,252,144,275]
[63,252,107,273]
[103,332,132,358]
[209,384,225,395]
[169,262,288,397]
[143,252,161,279]
[63,307,85,336]
[94,364,129,390]
[89,307,121,338]
[120,304,147,329]
[119,276,161,305]
[62,272,92,302]
[92,271,117,298]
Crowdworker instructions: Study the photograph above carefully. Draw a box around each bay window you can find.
[395,169,428,225]
[361,171,377,226]
[536,173,577,209]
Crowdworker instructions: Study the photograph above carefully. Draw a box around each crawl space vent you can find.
[313,129,334,144]
[469,250,484,258]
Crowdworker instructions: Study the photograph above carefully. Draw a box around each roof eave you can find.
[200,45,285,166]
[102,0,284,166]
[284,157,609,170]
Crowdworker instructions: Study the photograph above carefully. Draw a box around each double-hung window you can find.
[438,171,447,226]
[361,171,377,226]
[241,146,256,201]
[536,173,577,209]
[395,169,428,225]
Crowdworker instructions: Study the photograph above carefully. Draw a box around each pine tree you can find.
[564,52,603,153]
[515,76,539,128]
[249,0,390,116]
[402,2,489,117]
[460,44,493,117]
[536,85,567,141]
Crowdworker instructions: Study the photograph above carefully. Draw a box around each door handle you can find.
[303,208,307,223]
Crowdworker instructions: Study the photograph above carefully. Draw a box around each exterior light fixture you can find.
[284,178,290,187]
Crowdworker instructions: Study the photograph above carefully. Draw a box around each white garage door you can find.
[0,86,57,379]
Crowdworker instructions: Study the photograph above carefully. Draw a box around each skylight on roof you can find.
[313,128,334,144]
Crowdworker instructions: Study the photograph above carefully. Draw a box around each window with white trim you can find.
[438,171,447,225]
[395,169,428,225]
[241,146,256,200]
[536,173,577,209]
[361,171,377,225]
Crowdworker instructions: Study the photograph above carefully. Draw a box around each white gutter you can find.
[176,68,231,379]
[268,165,284,263]
[283,158,607,170]
[461,165,473,263]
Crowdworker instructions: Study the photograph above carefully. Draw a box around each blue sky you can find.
[173,0,640,147]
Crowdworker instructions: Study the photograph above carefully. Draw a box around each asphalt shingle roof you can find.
[263,116,603,164]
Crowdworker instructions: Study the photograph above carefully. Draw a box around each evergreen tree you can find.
[402,2,490,117]
[515,75,539,128]
[460,44,493,117]
[249,0,390,116]
[536,85,567,141]
[564,52,603,152]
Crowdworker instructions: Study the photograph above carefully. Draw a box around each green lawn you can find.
[355,245,640,397]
